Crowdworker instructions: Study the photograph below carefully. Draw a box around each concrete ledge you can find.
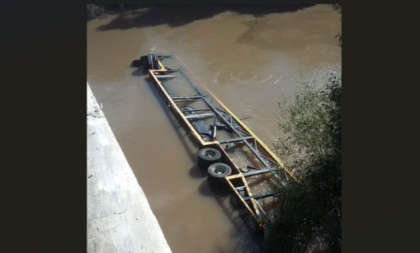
[87,83,172,253]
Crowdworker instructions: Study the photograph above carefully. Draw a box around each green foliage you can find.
[274,70,341,176]
[265,69,341,252]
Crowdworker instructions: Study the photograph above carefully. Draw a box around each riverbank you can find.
[87,82,171,253]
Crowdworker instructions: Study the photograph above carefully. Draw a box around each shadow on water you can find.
[198,178,213,196]
[198,179,264,253]
[139,68,199,162]
[96,4,316,31]
[131,68,146,77]
[189,163,207,178]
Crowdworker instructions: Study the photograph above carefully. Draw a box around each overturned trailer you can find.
[132,53,298,237]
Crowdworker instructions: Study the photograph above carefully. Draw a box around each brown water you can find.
[87,4,341,253]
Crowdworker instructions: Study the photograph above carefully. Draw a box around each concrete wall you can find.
[87,83,172,253]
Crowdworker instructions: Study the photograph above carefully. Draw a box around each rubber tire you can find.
[198,148,221,170]
[207,163,232,188]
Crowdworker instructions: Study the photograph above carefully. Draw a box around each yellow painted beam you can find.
[226,178,258,222]
[173,55,298,182]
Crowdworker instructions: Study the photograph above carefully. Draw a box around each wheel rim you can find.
[214,165,226,175]
[205,150,216,158]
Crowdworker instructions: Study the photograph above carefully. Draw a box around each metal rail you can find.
[218,136,255,144]
[201,97,276,176]
[243,191,280,201]
[243,167,281,177]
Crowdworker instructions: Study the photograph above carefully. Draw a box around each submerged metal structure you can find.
[132,53,298,236]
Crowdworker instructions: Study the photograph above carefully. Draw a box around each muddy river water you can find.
[87,4,340,253]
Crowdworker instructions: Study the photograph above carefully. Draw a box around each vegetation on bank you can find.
[264,68,341,253]
[262,5,341,252]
